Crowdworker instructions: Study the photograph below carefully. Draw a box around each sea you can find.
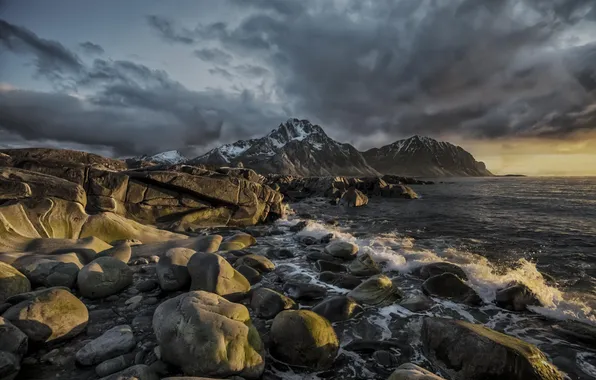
[260,177,596,379]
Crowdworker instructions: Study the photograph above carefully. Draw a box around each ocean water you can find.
[265,177,596,379]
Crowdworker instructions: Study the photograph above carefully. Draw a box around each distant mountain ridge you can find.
[134,119,491,177]
[363,135,492,177]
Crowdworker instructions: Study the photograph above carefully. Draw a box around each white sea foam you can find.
[577,352,596,377]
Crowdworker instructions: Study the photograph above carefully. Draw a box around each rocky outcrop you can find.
[153,291,265,379]
[339,188,368,207]
[0,316,28,380]
[270,310,339,369]
[2,287,88,343]
[422,318,562,380]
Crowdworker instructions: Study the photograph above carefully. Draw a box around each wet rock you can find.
[3,287,88,343]
[324,240,359,260]
[283,282,327,300]
[188,252,250,300]
[400,293,434,312]
[237,265,262,285]
[552,320,596,346]
[96,242,133,264]
[125,295,143,309]
[311,296,363,322]
[153,290,265,379]
[495,283,542,311]
[289,221,310,232]
[95,353,136,377]
[388,363,446,379]
[422,273,481,305]
[348,253,381,276]
[318,272,363,289]
[0,262,31,304]
[422,317,563,380]
[78,256,133,299]
[315,260,346,273]
[306,251,342,263]
[219,233,257,251]
[250,288,297,319]
[0,317,28,380]
[136,279,158,293]
[270,310,339,370]
[266,248,295,259]
[156,247,196,291]
[373,350,399,369]
[344,340,401,353]
[76,325,136,366]
[234,254,275,273]
[97,364,158,380]
[339,188,368,207]
[348,275,403,306]
[419,262,467,280]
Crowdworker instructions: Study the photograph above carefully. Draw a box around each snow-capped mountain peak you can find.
[146,150,187,165]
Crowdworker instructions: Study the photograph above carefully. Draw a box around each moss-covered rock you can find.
[188,252,250,300]
[348,275,402,306]
[250,288,296,319]
[0,262,31,304]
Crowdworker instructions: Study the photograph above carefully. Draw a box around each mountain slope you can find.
[191,118,379,176]
[363,135,492,177]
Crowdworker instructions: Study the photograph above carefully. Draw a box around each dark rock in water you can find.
[153,291,265,378]
[422,317,563,380]
[315,260,346,273]
[270,310,339,370]
[97,364,158,380]
[419,262,468,280]
[318,272,363,290]
[234,254,275,273]
[311,296,363,322]
[188,252,250,300]
[78,256,133,299]
[348,275,403,306]
[0,316,28,380]
[495,283,542,311]
[324,240,359,260]
[400,293,434,312]
[373,350,399,369]
[283,282,327,300]
[348,253,381,276]
[339,188,368,207]
[266,248,295,259]
[3,287,88,343]
[289,221,310,232]
[156,247,195,291]
[298,236,319,245]
[552,320,596,346]
[237,265,262,285]
[250,288,297,319]
[422,273,481,305]
[76,325,135,366]
[306,251,342,263]
[343,339,401,353]
[388,363,445,379]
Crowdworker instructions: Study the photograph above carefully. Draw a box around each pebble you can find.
[125,295,143,306]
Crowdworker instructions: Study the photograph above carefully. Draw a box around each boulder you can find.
[237,265,262,285]
[495,283,542,311]
[95,241,133,263]
[422,273,481,305]
[339,188,368,207]
[0,317,28,380]
[153,291,265,379]
[156,248,196,291]
[2,287,88,343]
[250,288,297,319]
[95,353,135,377]
[388,363,446,380]
[419,262,467,280]
[266,247,295,259]
[78,257,133,299]
[188,252,250,300]
[98,364,158,380]
[348,275,403,305]
[312,296,363,322]
[76,325,136,366]
[9,253,83,288]
[400,294,434,312]
[348,253,381,276]
[283,282,327,300]
[422,317,563,380]
[270,310,339,369]
[0,262,31,304]
[324,240,359,260]
[318,272,362,289]
[220,233,257,251]
[315,260,346,273]
[234,254,275,273]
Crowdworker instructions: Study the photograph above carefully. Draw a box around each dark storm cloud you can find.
[179,0,596,144]
[234,64,269,77]
[0,19,83,82]
[146,15,196,44]
[193,48,233,65]
[208,67,234,80]
[79,41,104,55]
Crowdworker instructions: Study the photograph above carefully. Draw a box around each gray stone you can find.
[312,296,363,322]
[0,317,28,380]
[348,275,402,306]
[422,273,481,305]
[318,271,362,289]
[98,364,158,380]
[76,325,136,366]
[250,288,297,319]
[95,353,135,377]
[324,240,359,260]
[78,257,133,299]
[156,248,195,291]
[283,282,327,300]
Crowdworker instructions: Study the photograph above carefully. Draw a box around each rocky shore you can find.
[0,148,585,380]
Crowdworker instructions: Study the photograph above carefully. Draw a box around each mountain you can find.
[191,118,379,176]
[131,150,188,166]
[362,135,492,177]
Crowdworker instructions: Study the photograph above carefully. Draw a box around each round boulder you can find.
[2,287,88,343]
[422,273,481,305]
[348,275,403,306]
[95,242,132,264]
[312,296,363,322]
[237,265,262,285]
[250,288,297,319]
[77,257,133,299]
[348,253,381,276]
[234,254,275,273]
[270,310,339,369]
[0,262,31,304]
[419,262,468,280]
[153,291,265,379]
[156,247,196,291]
[324,241,359,260]
[495,283,542,311]
[188,252,250,300]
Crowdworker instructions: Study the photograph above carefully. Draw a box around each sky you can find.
[1,0,596,175]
